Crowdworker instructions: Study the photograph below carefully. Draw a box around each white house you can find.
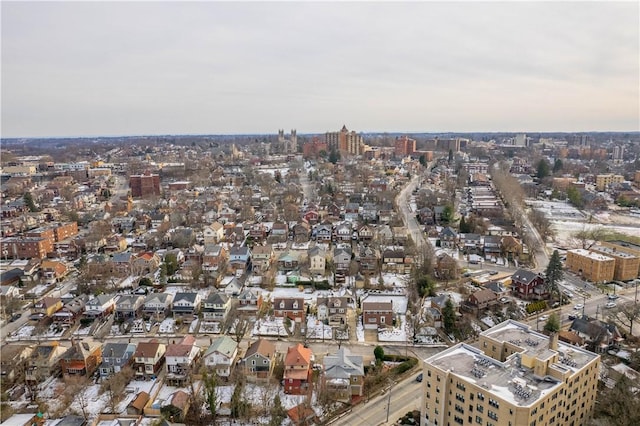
[203,336,238,378]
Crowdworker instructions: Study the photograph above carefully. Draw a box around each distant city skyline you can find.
[2,1,638,138]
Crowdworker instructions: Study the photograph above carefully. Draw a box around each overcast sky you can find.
[2,1,639,138]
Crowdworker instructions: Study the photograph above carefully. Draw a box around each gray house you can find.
[202,292,230,322]
[114,295,144,320]
[172,292,201,323]
[100,342,136,378]
[143,292,174,321]
[323,347,364,402]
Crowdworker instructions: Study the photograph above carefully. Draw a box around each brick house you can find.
[362,300,393,329]
[511,269,548,300]
[273,297,305,323]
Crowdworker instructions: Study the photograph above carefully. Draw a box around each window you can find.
[477,405,483,413]
[477,392,485,401]
[252,360,256,365]
[381,316,385,323]
[489,399,499,409]
[476,416,483,424]
[488,411,498,421]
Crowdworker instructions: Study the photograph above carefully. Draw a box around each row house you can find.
[100,342,136,379]
[242,339,277,381]
[277,251,300,273]
[26,342,66,385]
[381,248,413,274]
[203,336,238,378]
[228,246,251,275]
[237,288,262,315]
[333,246,352,273]
[249,223,269,242]
[165,336,200,386]
[334,223,352,242]
[315,223,332,243]
[303,209,320,225]
[344,203,360,222]
[273,297,305,323]
[439,227,458,249]
[357,224,375,242]
[203,222,225,245]
[143,292,174,321]
[33,297,63,318]
[362,300,393,329]
[221,275,243,296]
[357,245,379,274]
[133,340,166,378]
[269,222,289,243]
[293,220,311,243]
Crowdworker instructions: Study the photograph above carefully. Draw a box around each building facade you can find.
[421,320,600,426]
[590,245,639,281]
[325,125,365,156]
[129,171,161,198]
[566,249,615,283]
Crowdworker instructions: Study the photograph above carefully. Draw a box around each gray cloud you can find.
[2,1,638,138]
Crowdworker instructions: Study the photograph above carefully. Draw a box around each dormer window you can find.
[293,301,298,309]
[280,302,285,309]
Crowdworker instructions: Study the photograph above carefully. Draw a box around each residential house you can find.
[202,244,228,276]
[203,222,225,245]
[361,203,378,223]
[569,318,623,353]
[322,347,364,402]
[251,244,273,274]
[228,246,250,275]
[303,209,320,225]
[483,235,502,258]
[362,300,393,329]
[326,203,341,220]
[334,223,352,242]
[249,223,268,242]
[133,340,166,378]
[377,225,394,244]
[165,335,200,386]
[0,344,33,384]
[237,289,262,315]
[53,296,86,326]
[439,227,458,249]
[378,208,393,224]
[308,246,326,276]
[201,292,230,323]
[172,292,202,323]
[203,336,238,378]
[357,224,375,243]
[283,343,313,395]
[315,223,332,243]
[463,288,498,313]
[293,220,311,243]
[460,233,483,254]
[150,213,169,229]
[333,245,351,273]
[26,342,66,385]
[243,339,277,381]
[99,342,136,379]
[270,221,289,243]
[357,245,379,275]
[277,251,300,273]
[344,203,360,223]
[221,276,243,296]
[40,259,68,283]
[83,294,116,319]
[33,297,62,318]
[511,269,548,300]
[273,297,305,323]
[115,295,144,320]
[60,340,102,377]
[111,252,133,275]
[316,296,349,327]
[392,227,408,244]
[381,248,412,274]
[501,235,523,261]
[131,252,160,275]
[418,207,434,225]
[142,292,174,321]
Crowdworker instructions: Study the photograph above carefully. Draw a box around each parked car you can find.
[9,313,21,322]
[605,302,617,309]
[608,294,619,300]
[568,314,576,320]
[574,304,584,310]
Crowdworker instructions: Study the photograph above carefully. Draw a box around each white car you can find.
[574,304,584,310]
[540,315,549,321]
[605,302,617,309]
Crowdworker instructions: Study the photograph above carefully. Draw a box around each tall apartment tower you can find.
[613,145,624,162]
[394,135,417,157]
[421,320,600,426]
[514,133,527,147]
[325,125,365,156]
[129,170,160,198]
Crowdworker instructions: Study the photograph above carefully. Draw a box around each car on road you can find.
[500,297,509,304]
[568,314,576,320]
[489,270,499,276]
[416,373,423,382]
[539,315,549,321]
[605,302,617,309]
[574,304,584,310]
[563,290,573,298]
[608,294,619,300]
[9,313,21,322]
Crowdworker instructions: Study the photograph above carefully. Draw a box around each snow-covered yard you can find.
[158,318,175,333]
[356,319,365,342]
[199,321,221,334]
[305,316,332,340]
[361,293,408,314]
[378,315,408,342]
[73,323,93,336]
[252,317,290,337]
[188,319,199,333]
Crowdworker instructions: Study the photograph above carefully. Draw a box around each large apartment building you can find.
[0,237,52,259]
[590,245,639,281]
[394,135,416,157]
[421,320,600,426]
[325,125,365,156]
[565,249,615,283]
[600,240,640,276]
[129,171,161,198]
[595,174,624,191]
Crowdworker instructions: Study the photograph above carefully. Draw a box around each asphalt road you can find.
[333,373,423,426]
[396,174,426,249]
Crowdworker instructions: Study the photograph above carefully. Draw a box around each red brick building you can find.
[273,297,305,323]
[394,135,416,157]
[0,237,52,259]
[284,343,312,395]
[362,301,393,329]
[129,171,160,198]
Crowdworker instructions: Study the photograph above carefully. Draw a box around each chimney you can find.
[549,332,559,351]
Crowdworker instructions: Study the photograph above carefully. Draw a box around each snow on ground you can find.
[381,273,410,288]
[11,325,35,339]
[356,319,365,342]
[26,284,49,296]
[70,384,109,418]
[361,293,408,314]
[116,379,159,413]
[252,317,289,337]
[74,324,92,336]
[378,315,408,342]
[189,319,199,333]
[200,321,221,334]
[306,316,332,340]
[158,318,175,333]
[152,383,198,409]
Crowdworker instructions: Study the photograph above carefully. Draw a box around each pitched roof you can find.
[323,348,364,379]
[245,339,275,359]
[470,288,497,303]
[134,341,162,357]
[512,269,542,285]
[362,301,393,311]
[284,343,312,367]
[204,336,237,359]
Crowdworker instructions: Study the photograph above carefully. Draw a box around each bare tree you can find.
[65,376,91,420]
[100,366,135,413]
[222,302,251,343]
[609,302,640,335]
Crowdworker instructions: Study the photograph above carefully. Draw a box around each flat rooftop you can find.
[592,245,637,259]
[569,249,614,262]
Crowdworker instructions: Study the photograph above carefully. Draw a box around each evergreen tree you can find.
[269,394,286,426]
[374,346,385,365]
[552,158,563,173]
[23,191,38,212]
[536,159,551,179]
[459,216,470,233]
[441,205,454,224]
[543,313,560,333]
[442,298,456,334]
[545,250,564,301]
[164,253,179,276]
[328,148,340,164]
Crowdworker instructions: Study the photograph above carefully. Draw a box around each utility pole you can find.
[386,379,393,423]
